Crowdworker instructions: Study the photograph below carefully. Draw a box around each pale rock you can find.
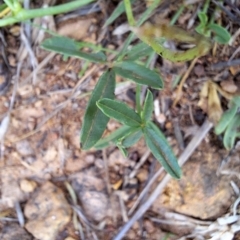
[136,168,149,182]
[16,140,34,156]
[80,191,108,222]
[20,179,37,193]
[108,150,130,167]
[144,219,155,234]
[24,181,72,240]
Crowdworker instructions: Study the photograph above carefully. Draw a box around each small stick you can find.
[173,57,198,106]
[102,148,111,195]
[129,149,151,178]
[209,59,240,69]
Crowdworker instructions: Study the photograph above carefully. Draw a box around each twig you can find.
[0,217,18,222]
[72,205,100,231]
[229,28,240,46]
[173,58,198,106]
[128,166,164,216]
[114,119,213,240]
[233,196,240,216]
[15,201,24,227]
[212,0,240,25]
[115,191,129,222]
[65,182,85,239]
[173,118,184,150]
[19,52,55,86]
[20,27,38,84]
[129,149,151,178]
[209,59,240,70]
[102,148,111,195]
[0,61,21,157]
[229,46,240,61]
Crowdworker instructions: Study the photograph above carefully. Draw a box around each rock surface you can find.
[24,181,72,240]
[152,140,234,220]
[70,169,110,222]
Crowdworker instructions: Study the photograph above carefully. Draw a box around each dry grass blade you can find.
[72,205,100,231]
[20,28,38,83]
[115,191,129,222]
[15,201,24,227]
[173,58,198,106]
[0,217,18,222]
[20,52,55,87]
[102,148,111,194]
[128,166,164,216]
[114,119,213,240]
[64,182,85,239]
[209,59,240,69]
[129,149,151,178]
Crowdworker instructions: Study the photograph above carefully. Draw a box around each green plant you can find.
[5,0,235,176]
[40,0,235,177]
[215,96,240,150]
[0,0,95,26]
[195,0,231,44]
[41,0,184,179]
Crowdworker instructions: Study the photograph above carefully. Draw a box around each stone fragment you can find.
[136,168,149,183]
[144,219,155,234]
[20,179,37,193]
[16,140,34,156]
[71,170,109,222]
[80,191,108,222]
[24,181,72,240]
[152,141,233,220]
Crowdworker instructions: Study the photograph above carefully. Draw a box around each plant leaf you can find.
[215,104,238,135]
[117,144,128,157]
[143,121,182,179]
[125,42,153,61]
[198,12,208,25]
[195,12,210,36]
[97,98,142,127]
[41,36,107,63]
[94,125,132,149]
[208,23,231,44]
[120,128,142,148]
[232,96,240,107]
[80,70,116,150]
[0,4,7,12]
[113,61,163,89]
[103,0,137,27]
[223,114,240,150]
[141,89,153,122]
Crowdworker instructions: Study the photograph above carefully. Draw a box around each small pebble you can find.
[137,168,149,183]
[64,237,76,240]
[20,179,37,193]
[220,79,237,93]
[144,219,155,234]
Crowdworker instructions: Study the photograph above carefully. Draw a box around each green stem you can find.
[117,0,162,61]
[203,0,210,14]
[145,50,156,67]
[124,0,135,26]
[136,84,141,114]
[0,0,95,27]
[3,0,16,11]
[170,5,185,26]
[138,0,162,25]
